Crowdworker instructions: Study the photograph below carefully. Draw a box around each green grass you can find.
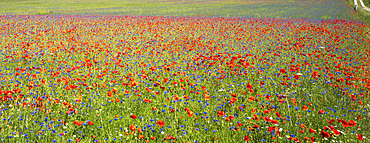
[346,0,370,25]
[363,0,370,6]
[0,0,357,20]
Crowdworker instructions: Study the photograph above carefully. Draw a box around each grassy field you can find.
[0,0,370,142]
[345,0,370,25]
[363,0,370,6]
[0,0,357,20]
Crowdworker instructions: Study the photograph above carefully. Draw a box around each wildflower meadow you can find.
[0,0,369,142]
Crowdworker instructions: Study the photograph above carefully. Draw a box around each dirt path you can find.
[358,0,370,11]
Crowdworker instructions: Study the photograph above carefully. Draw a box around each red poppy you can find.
[318,109,324,114]
[204,94,210,100]
[217,111,225,117]
[294,74,300,80]
[320,130,330,138]
[243,135,250,141]
[309,128,317,133]
[348,120,357,127]
[238,106,244,111]
[312,71,319,78]
[357,134,363,141]
[231,93,237,97]
[357,116,362,120]
[280,68,286,74]
[112,87,117,93]
[276,112,281,118]
[129,125,136,132]
[107,91,113,98]
[88,121,94,125]
[157,120,165,128]
[302,105,308,110]
[332,129,340,136]
[130,114,137,119]
[229,115,235,120]
[271,120,278,124]
[173,95,179,101]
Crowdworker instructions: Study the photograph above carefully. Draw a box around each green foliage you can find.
[0,0,356,20]
[346,0,370,25]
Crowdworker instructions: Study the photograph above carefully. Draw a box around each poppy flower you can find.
[280,68,286,74]
[229,115,235,120]
[312,71,319,78]
[112,88,117,93]
[302,105,308,110]
[231,93,237,97]
[157,120,165,128]
[129,125,136,132]
[243,135,250,141]
[204,94,210,100]
[271,120,278,124]
[320,130,330,138]
[88,121,94,125]
[130,114,137,119]
[238,106,244,111]
[276,112,281,118]
[348,120,357,127]
[318,109,324,114]
[357,134,363,141]
[309,128,316,133]
[173,95,179,101]
[107,91,113,98]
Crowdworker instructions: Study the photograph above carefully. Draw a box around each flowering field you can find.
[0,15,369,142]
[1,0,370,142]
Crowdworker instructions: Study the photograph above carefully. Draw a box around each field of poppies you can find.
[1,0,370,143]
